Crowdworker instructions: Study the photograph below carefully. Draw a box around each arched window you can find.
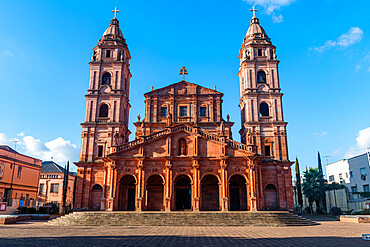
[99,104,109,118]
[178,138,187,156]
[259,102,269,117]
[257,71,266,83]
[102,72,111,86]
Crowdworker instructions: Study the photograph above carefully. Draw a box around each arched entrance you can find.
[229,174,247,211]
[200,174,219,211]
[174,175,191,210]
[118,175,136,211]
[146,175,164,211]
[264,184,278,210]
[90,184,103,210]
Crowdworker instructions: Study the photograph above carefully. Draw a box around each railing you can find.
[115,124,251,153]
[96,118,108,123]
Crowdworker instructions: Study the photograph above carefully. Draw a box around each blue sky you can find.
[0,0,369,174]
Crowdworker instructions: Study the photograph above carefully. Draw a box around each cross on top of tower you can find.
[250,6,258,18]
[112,7,119,19]
[179,67,188,81]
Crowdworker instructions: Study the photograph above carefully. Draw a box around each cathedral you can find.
[74,9,294,212]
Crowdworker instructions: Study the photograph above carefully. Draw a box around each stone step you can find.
[47,211,318,227]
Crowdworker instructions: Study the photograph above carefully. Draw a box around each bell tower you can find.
[239,8,289,161]
[79,10,131,163]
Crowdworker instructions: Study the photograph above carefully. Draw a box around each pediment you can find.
[145,81,223,97]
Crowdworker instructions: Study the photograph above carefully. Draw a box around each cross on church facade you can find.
[250,6,258,17]
[112,7,119,19]
[179,67,188,81]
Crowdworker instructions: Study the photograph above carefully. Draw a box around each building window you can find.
[360,167,367,176]
[102,72,111,86]
[16,166,22,179]
[346,172,348,178]
[350,171,353,178]
[39,184,44,193]
[339,173,343,180]
[50,184,59,193]
[180,106,187,117]
[257,71,266,83]
[258,49,263,56]
[106,50,111,58]
[329,175,334,182]
[97,145,104,157]
[259,103,269,117]
[98,104,109,118]
[264,145,271,157]
[200,107,207,117]
[363,184,370,192]
[351,186,357,193]
[160,107,167,117]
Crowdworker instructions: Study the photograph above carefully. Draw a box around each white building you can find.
[326,152,370,194]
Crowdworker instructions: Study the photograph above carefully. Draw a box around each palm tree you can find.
[302,168,321,214]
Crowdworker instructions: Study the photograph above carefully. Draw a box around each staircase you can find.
[47,211,317,227]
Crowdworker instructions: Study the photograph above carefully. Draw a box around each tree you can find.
[302,168,321,214]
[295,157,303,208]
[62,161,70,214]
[318,152,327,213]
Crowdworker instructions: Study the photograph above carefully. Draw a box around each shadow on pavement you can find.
[0,236,368,247]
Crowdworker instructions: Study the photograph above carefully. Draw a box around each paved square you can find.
[0,217,369,246]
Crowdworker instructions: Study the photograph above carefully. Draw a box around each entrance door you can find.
[174,175,191,210]
[229,175,247,211]
[90,184,103,210]
[4,188,11,206]
[147,175,164,211]
[264,184,278,210]
[201,175,219,211]
[118,175,136,211]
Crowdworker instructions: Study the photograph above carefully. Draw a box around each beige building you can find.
[38,161,75,208]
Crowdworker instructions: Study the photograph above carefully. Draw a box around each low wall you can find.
[0,214,50,225]
[339,215,370,223]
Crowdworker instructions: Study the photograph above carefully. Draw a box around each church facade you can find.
[74,10,294,212]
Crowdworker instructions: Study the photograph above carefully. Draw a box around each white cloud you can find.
[244,0,295,22]
[313,131,328,138]
[314,27,363,52]
[272,13,283,23]
[0,49,13,57]
[345,127,370,158]
[0,132,79,166]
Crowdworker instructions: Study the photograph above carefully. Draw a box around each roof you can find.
[41,161,66,173]
[0,145,19,154]
[102,18,123,38]
[246,17,267,37]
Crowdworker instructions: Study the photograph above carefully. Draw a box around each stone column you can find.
[106,162,116,211]
[220,159,228,211]
[100,166,107,210]
[136,160,144,211]
[249,164,257,211]
[192,159,200,211]
[165,160,172,211]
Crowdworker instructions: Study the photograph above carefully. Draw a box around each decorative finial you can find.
[179,67,188,81]
[137,114,141,122]
[214,85,216,91]
[250,6,258,18]
[112,7,119,19]
[151,86,154,91]
[227,114,230,122]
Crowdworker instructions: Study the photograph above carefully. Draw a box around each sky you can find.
[0,0,369,174]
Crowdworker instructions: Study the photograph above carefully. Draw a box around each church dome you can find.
[102,18,123,38]
[246,17,266,36]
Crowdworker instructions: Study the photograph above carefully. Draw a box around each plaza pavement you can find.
[0,216,369,246]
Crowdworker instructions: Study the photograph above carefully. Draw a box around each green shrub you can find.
[331,207,342,215]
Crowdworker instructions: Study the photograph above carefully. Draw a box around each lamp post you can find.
[9,140,20,206]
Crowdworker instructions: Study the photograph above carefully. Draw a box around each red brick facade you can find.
[74,14,294,212]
